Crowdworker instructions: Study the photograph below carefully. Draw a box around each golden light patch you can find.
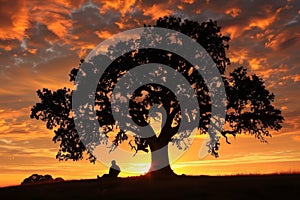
[143,4,173,20]
[255,64,288,79]
[222,25,243,39]
[177,5,184,10]
[265,33,285,50]
[95,30,113,39]
[248,5,279,30]
[181,0,194,4]
[249,16,275,29]
[76,44,96,58]
[248,5,290,30]
[249,57,267,70]
[291,74,300,82]
[27,48,38,54]
[228,48,249,64]
[100,0,137,16]
[225,8,241,18]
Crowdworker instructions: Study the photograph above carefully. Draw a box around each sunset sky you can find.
[1,0,300,187]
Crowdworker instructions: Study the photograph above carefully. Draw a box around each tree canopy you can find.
[31,16,284,173]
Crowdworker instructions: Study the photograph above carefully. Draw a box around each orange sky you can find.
[0,0,300,187]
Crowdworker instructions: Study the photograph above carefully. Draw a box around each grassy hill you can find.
[0,174,299,199]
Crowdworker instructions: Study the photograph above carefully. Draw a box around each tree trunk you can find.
[145,136,177,176]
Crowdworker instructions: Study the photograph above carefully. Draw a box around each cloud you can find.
[100,0,138,16]
[142,3,173,19]
[0,0,29,41]
[0,138,13,145]
[225,8,241,18]
[0,106,51,137]
[176,150,300,167]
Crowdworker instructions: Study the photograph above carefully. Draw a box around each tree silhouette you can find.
[31,16,284,175]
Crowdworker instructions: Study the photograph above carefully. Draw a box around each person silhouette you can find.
[98,160,121,179]
[108,160,121,177]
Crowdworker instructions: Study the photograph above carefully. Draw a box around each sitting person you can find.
[97,160,121,179]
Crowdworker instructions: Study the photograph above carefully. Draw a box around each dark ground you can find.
[0,174,299,200]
